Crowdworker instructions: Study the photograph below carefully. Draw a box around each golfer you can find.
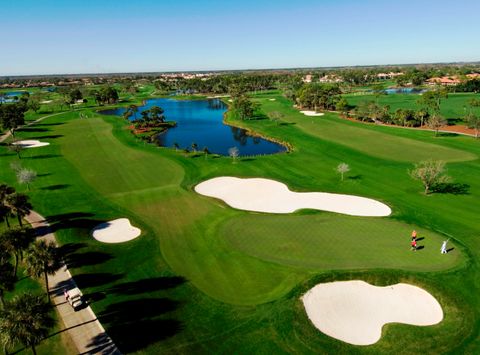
[411,230,417,241]
[441,240,448,254]
[411,239,417,251]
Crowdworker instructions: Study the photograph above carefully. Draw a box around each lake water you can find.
[0,91,29,103]
[384,88,425,95]
[100,98,287,156]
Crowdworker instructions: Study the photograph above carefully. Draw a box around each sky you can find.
[1,0,480,76]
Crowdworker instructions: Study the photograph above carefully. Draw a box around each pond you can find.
[384,88,425,95]
[0,91,29,103]
[100,98,287,156]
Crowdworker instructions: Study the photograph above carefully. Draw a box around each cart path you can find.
[26,211,121,355]
[0,111,66,143]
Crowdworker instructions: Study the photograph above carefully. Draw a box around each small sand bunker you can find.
[302,280,443,345]
[91,218,141,243]
[269,98,276,101]
[300,110,325,116]
[12,140,50,148]
[195,177,391,216]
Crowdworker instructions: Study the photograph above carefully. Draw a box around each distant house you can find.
[303,74,313,83]
[466,73,480,80]
[319,75,343,83]
[377,72,404,80]
[426,76,461,86]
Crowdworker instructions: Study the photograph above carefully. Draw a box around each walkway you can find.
[27,211,121,354]
[0,111,65,143]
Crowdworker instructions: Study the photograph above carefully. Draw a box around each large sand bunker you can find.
[300,110,325,116]
[12,140,50,148]
[302,280,443,345]
[195,177,391,216]
[91,218,141,243]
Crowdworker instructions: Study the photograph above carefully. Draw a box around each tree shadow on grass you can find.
[437,132,459,137]
[108,276,186,295]
[347,174,362,180]
[66,251,113,269]
[74,273,125,289]
[40,184,70,190]
[29,134,64,139]
[16,127,49,133]
[98,299,182,353]
[27,154,62,159]
[46,212,104,234]
[432,182,470,195]
[36,122,65,127]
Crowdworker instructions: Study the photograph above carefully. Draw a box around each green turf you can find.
[1,89,479,353]
[221,214,462,271]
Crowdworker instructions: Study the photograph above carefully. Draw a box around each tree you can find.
[173,142,180,151]
[7,193,32,227]
[409,160,451,194]
[27,99,41,113]
[8,141,24,159]
[128,104,139,120]
[335,97,350,116]
[0,103,27,137]
[427,114,447,136]
[267,111,284,125]
[465,112,480,138]
[0,257,15,310]
[191,142,198,153]
[203,147,210,160]
[149,106,165,123]
[228,146,239,161]
[0,185,15,229]
[16,168,37,190]
[0,293,54,355]
[336,163,350,181]
[0,227,34,277]
[25,241,58,301]
[414,109,429,127]
[232,95,255,120]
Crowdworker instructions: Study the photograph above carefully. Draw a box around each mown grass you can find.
[0,89,479,353]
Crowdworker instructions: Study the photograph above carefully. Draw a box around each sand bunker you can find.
[12,140,50,148]
[91,218,141,243]
[195,177,391,216]
[302,280,443,345]
[269,98,276,101]
[300,110,325,116]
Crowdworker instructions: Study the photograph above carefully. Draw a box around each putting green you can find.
[220,214,462,272]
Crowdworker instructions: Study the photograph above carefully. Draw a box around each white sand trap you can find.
[302,280,443,345]
[12,140,50,148]
[40,100,52,104]
[269,98,276,101]
[300,110,325,116]
[91,218,141,243]
[195,177,391,216]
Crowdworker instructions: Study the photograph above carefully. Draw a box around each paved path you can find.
[0,111,65,143]
[26,211,121,355]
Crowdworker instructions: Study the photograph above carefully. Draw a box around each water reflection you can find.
[99,98,286,156]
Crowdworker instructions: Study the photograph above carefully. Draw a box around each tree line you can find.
[0,184,59,354]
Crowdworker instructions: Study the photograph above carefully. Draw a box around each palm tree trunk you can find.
[0,291,5,310]
[5,217,10,229]
[31,345,37,355]
[17,214,23,227]
[44,271,50,302]
[14,254,19,277]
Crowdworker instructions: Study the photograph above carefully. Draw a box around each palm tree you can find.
[0,256,15,310]
[1,227,34,277]
[6,193,32,227]
[25,241,59,301]
[191,142,198,153]
[173,142,180,151]
[0,185,15,229]
[0,293,54,355]
[129,104,138,120]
